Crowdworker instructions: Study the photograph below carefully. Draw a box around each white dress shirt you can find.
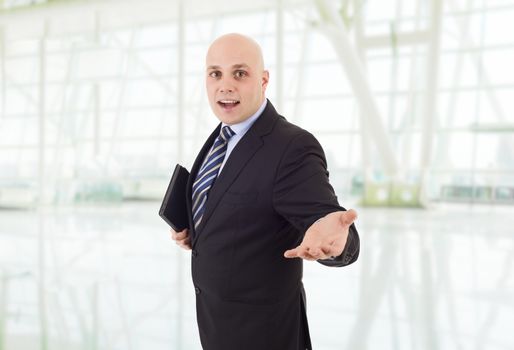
[217,99,267,173]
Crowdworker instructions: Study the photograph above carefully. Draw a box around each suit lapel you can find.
[192,100,279,245]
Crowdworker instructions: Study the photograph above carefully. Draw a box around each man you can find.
[170,33,359,350]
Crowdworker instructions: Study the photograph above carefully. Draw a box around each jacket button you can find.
[195,287,201,294]
[192,250,198,258]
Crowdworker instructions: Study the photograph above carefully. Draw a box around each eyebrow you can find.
[207,63,250,70]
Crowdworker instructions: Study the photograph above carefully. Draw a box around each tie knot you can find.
[220,126,235,142]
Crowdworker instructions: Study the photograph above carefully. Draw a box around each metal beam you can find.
[275,0,284,110]
[362,30,430,49]
[104,27,138,168]
[292,23,310,124]
[314,0,399,176]
[352,0,373,180]
[419,0,443,205]
[470,122,514,132]
[93,11,101,157]
[0,272,6,350]
[37,22,48,204]
[37,20,49,350]
[177,0,185,164]
[175,2,185,350]
[0,25,4,119]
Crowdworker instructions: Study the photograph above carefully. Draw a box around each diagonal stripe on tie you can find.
[192,126,235,229]
[192,151,227,192]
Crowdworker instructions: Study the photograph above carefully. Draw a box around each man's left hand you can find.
[283,209,357,261]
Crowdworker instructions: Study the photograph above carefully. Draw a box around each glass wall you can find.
[1,0,512,208]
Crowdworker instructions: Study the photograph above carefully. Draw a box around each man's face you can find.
[205,36,269,125]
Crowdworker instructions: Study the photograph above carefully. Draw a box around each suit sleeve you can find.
[272,131,359,267]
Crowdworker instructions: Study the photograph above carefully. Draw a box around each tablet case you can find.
[159,164,190,231]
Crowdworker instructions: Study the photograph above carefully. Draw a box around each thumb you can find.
[339,209,357,226]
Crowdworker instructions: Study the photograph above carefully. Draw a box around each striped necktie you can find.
[192,126,235,229]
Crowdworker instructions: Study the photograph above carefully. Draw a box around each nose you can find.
[219,86,233,93]
[219,76,234,94]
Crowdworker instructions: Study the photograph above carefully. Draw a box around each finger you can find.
[298,246,311,258]
[176,234,190,244]
[176,238,192,250]
[178,229,189,239]
[297,246,312,260]
[313,246,332,259]
[284,248,300,258]
[172,229,188,240]
[176,237,190,246]
[308,247,323,259]
[325,244,344,257]
[177,242,192,250]
[320,245,332,255]
[299,251,318,261]
[179,241,192,250]
[285,244,309,258]
[313,252,332,260]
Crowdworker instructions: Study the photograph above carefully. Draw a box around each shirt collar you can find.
[222,99,267,137]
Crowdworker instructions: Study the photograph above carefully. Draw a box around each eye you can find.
[209,71,220,78]
[234,70,247,79]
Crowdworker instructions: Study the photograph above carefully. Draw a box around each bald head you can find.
[206,33,265,72]
[205,33,269,125]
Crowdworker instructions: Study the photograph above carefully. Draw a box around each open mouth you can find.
[217,99,240,110]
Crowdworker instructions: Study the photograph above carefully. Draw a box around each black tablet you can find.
[159,164,190,231]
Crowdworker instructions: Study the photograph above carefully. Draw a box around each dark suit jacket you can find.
[186,100,360,350]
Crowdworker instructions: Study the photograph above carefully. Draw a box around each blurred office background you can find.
[0,0,513,349]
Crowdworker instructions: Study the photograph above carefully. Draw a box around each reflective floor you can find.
[0,201,513,350]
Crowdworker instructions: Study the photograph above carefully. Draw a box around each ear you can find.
[261,70,270,91]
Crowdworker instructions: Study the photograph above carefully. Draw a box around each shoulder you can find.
[256,100,323,152]
[272,115,323,151]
